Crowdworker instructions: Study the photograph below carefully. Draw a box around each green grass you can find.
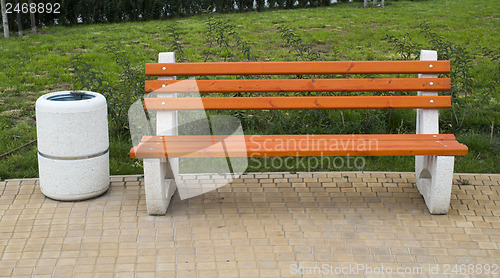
[0,0,499,179]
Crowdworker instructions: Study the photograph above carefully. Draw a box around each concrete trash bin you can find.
[36,91,110,200]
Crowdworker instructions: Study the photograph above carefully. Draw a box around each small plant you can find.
[202,8,254,62]
[167,25,186,62]
[417,22,474,132]
[203,8,232,61]
[228,27,254,61]
[70,43,145,136]
[475,45,499,106]
[384,23,494,132]
[384,32,422,60]
[277,26,324,61]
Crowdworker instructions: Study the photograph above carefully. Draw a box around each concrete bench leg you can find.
[414,49,455,215]
[143,158,177,215]
[415,155,455,214]
[142,52,178,215]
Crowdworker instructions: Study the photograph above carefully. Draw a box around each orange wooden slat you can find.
[139,134,458,143]
[146,61,451,76]
[144,96,451,110]
[130,134,468,158]
[134,140,466,153]
[136,138,465,148]
[130,139,468,158]
[145,78,450,93]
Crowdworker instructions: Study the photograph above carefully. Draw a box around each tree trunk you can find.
[1,0,9,37]
[27,0,36,33]
[364,0,368,8]
[382,0,385,7]
[15,0,22,36]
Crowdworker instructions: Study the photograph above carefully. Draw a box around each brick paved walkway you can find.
[0,172,499,277]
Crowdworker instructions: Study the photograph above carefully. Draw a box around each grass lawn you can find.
[0,0,498,179]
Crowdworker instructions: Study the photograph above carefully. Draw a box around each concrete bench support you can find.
[415,50,455,214]
[143,52,178,215]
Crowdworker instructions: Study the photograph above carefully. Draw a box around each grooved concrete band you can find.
[38,148,109,160]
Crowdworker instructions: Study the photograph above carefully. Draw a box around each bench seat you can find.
[131,134,468,158]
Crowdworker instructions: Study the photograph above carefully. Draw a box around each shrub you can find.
[385,23,498,133]
[70,44,145,136]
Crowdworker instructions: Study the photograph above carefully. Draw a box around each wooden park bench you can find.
[130,50,468,215]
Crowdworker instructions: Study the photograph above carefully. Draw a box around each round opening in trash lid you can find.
[46,92,96,101]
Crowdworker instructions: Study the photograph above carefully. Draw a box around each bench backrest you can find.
[144,50,448,137]
[144,58,450,112]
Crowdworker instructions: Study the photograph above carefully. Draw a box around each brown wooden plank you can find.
[145,78,450,93]
[130,139,468,158]
[144,96,451,110]
[146,61,450,76]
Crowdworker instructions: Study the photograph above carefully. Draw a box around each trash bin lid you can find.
[46,92,96,101]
